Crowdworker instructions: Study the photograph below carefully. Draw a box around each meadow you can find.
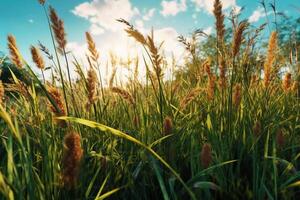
[0,0,300,199]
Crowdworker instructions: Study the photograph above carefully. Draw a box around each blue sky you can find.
[0,0,299,72]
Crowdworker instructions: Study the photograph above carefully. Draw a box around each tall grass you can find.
[0,0,299,199]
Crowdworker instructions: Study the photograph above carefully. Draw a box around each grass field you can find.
[0,0,300,199]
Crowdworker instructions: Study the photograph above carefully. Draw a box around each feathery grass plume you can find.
[163,116,173,136]
[232,20,248,57]
[233,83,242,108]
[218,57,227,89]
[264,31,277,87]
[207,75,216,101]
[49,6,67,52]
[7,35,23,68]
[282,72,292,92]
[200,143,212,169]
[252,121,261,137]
[38,0,45,5]
[213,0,225,43]
[111,87,135,105]
[276,129,285,148]
[47,86,67,127]
[30,46,45,70]
[62,131,83,188]
[180,88,202,109]
[86,67,98,109]
[0,81,4,105]
[85,32,99,63]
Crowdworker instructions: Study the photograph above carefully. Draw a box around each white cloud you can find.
[90,24,104,35]
[135,19,144,28]
[249,7,265,23]
[191,0,236,14]
[160,0,187,17]
[72,0,139,32]
[143,8,156,21]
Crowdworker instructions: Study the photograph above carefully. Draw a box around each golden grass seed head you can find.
[233,83,242,108]
[213,0,225,43]
[180,88,202,110]
[282,72,292,92]
[264,31,277,88]
[30,45,45,70]
[7,35,23,68]
[232,20,248,57]
[111,87,135,105]
[85,32,99,63]
[86,67,98,108]
[49,6,67,52]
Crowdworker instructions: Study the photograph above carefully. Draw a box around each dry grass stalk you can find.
[201,143,212,169]
[62,132,83,188]
[111,87,135,105]
[264,32,277,87]
[233,83,242,107]
[180,88,202,109]
[85,32,99,63]
[49,6,67,52]
[232,21,248,57]
[30,46,45,70]
[163,117,173,136]
[282,72,292,92]
[86,67,98,108]
[213,0,225,43]
[7,35,23,68]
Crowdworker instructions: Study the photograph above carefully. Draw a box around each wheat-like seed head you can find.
[62,131,83,188]
[213,0,225,43]
[111,87,135,105]
[233,83,242,108]
[85,32,99,63]
[49,6,67,52]
[264,31,277,88]
[86,67,98,108]
[218,57,227,90]
[30,45,45,70]
[180,88,202,109]
[282,72,292,92]
[232,20,248,57]
[7,35,23,68]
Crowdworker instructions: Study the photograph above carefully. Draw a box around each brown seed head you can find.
[62,132,83,188]
[180,88,202,109]
[233,83,242,108]
[218,57,227,89]
[282,72,292,92]
[85,32,99,63]
[7,35,23,68]
[86,67,98,108]
[49,6,67,51]
[213,0,225,43]
[163,116,173,135]
[30,46,45,70]
[111,87,135,105]
[47,86,67,127]
[232,21,248,57]
[201,143,212,169]
[264,32,277,87]
[207,75,216,101]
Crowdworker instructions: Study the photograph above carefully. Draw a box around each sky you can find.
[0,0,299,81]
